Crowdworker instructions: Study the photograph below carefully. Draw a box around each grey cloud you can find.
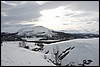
[6,2,41,17]
[1,1,15,10]
[1,23,34,33]
[1,24,34,27]
[55,16,60,17]
[63,24,70,25]
[41,1,72,10]
[65,13,74,16]
[1,26,22,33]
[70,1,99,11]
[2,1,99,23]
[87,22,93,24]
[63,23,73,25]
[1,1,99,32]
[1,1,42,25]
[70,12,94,18]
[5,1,22,4]
[41,1,99,11]
[86,20,97,24]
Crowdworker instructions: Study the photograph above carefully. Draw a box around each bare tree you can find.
[22,40,26,47]
[19,40,26,47]
[19,42,22,47]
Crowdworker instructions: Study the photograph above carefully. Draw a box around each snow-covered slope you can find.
[42,38,99,66]
[60,29,93,34]
[1,38,99,66]
[18,26,55,37]
[94,30,99,34]
[1,41,54,66]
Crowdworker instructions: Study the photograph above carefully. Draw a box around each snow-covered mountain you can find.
[94,30,99,34]
[18,26,55,37]
[17,26,99,41]
[60,29,94,34]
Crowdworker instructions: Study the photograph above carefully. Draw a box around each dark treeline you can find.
[1,32,22,41]
[1,31,99,42]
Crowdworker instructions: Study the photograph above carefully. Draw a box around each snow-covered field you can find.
[22,37,43,41]
[1,41,54,66]
[1,38,99,66]
[42,38,99,66]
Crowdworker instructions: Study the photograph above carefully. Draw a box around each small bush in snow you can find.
[65,59,93,66]
[19,42,22,47]
[24,46,29,49]
[66,62,75,66]
[19,40,26,47]
[82,59,93,66]
[35,42,44,48]
[32,48,43,51]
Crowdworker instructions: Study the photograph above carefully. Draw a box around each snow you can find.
[22,37,60,43]
[94,30,99,34]
[1,38,99,66]
[42,38,99,66]
[22,37,42,41]
[1,41,54,66]
[60,29,97,34]
[18,26,55,37]
[40,40,60,43]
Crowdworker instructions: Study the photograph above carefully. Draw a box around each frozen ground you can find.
[1,41,54,66]
[42,38,99,66]
[1,38,99,66]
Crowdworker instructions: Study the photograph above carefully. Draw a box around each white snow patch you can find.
[1,41,54,66]
[42,38,99,66]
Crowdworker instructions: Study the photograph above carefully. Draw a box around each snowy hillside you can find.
[18,26,55,37]
[60,29,94,34]
[94,30,99,34]
[42,38,99,66]
[1,41,54,66]
[1,38,99,66]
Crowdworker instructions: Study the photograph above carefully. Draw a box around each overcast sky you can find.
[1,1,99,33]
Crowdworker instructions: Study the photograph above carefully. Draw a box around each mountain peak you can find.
[18,26,54,37]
